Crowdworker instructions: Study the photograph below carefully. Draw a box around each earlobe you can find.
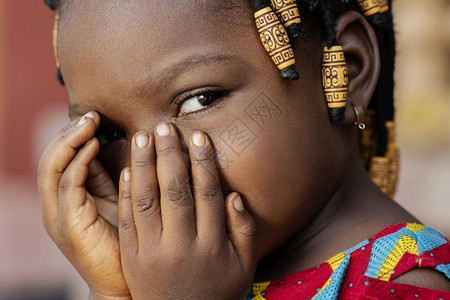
[333,11,381,125]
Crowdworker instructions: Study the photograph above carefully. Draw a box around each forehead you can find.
[58,0,254,102]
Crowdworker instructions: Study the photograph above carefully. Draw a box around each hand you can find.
[86,158,119,231]
[118,123,257,300]
[38,112,130,299]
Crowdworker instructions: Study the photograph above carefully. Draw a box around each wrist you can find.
[89,290,132,300]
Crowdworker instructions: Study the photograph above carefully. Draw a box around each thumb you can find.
[226,192,257,274]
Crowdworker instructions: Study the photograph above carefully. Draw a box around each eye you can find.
[95,127,126,148]
[176,89,228,116]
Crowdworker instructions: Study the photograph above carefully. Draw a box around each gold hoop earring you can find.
[353,106,366,130]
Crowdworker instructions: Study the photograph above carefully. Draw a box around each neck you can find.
[254,156,416,281]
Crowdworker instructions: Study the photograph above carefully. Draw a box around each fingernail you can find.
[156,123,170,137]
[85,111,95,119]
[232,193,245,212]
[76,116,88,127]
[192,132,205,147]
[123,168,131,182]
[135,132,149,149]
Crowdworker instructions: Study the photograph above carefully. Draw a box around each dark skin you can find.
[37,0,449,299]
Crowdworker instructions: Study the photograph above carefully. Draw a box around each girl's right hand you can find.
[37,112,130,300]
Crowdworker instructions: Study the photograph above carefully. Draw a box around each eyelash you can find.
[174,88,229,117]
[94,88,228,148]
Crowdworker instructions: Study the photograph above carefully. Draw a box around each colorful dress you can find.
[247,224,450,299]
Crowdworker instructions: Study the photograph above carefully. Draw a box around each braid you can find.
[44,0,61,11]
[355,0,396,157]
[352,0,398,197]
[317,0,337,48]
[304,0,320,11]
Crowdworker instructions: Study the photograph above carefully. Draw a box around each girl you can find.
[38,0,450,299]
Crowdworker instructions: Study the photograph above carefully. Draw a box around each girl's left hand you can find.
[118,123,257,300]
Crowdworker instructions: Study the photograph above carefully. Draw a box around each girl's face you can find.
[59,0,346,259]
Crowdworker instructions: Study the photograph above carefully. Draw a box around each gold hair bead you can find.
[370,156,389,195]
[322,45,349,110]
[357,0,381,17]
[255,5,299,80]
[385,121,399,198]
[378,0,389,14]
[270,0,302,39]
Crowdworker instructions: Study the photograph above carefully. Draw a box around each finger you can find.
[225,193,257,274]
[94,197,118,230]
[40,111,99,159]
[131,131,162,245]
[87,159,117,202]
[154,123,195,239]
[58,138,100,214]
[189,131,225,240]
[87,159,118,228]
[118,168,138,256]
[38,112,99,225]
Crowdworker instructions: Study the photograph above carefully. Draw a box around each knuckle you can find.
[121,190,131,201]
[240,222,257,238]
[58,180,71,196]
[134,194,157,213]
[166,175,193,207]
[55,130,70,144]
[120,217,135,231]
[195,186,222,202]
[192,153,213,163]
[58,175,74,195]
[157,144,178,156]
[133,157,153,168]
[192,149,215,165]
[167,184,192,206]
[37,165,48,182]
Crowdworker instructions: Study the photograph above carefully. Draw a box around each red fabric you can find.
[247,224,450,300]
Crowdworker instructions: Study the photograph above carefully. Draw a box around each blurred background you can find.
[0,0,449,299]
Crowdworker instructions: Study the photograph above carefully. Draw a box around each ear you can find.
[334,11,380,125]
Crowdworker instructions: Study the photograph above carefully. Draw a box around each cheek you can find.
[206,90,338,259]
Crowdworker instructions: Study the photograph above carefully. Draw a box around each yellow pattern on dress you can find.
[377,235,419,281]
[251,281,271,300]
[406,223,425,234]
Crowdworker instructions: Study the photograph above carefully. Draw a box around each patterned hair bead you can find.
[378,0,389,14]
[357,0,381,17]
[322,45,349,122]
[254,0,299,80]
[385,121,399,198]
[369,156,390,195]
[270,0,302,40]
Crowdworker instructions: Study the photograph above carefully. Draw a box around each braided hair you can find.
[44,0,399,198]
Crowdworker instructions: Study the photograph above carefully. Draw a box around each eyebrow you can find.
[149,53,236,87]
